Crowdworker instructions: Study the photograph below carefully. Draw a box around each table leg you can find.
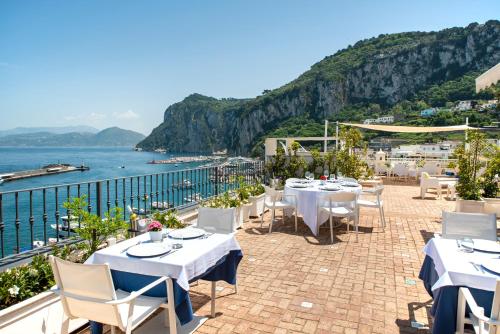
[211,281,216,318]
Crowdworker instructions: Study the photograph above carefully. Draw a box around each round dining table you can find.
[284,179,362,236]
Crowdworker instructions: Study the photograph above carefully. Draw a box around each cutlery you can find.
[121,241,141,253]
[200,233,214,239]
[159,249,178,258]
[470,262,484,273]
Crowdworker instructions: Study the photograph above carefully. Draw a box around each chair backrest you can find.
[442,211,497,241]
[320,191,357,209]
[394,163,409,176]
[265,185,281,199]
[197,207,235,233]
[49,256,123,327]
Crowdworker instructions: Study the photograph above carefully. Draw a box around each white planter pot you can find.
[241,203,252,222]
[249,193,265,217]
[0,291,87,334]
[149,231,163,242]
[233,206,244,229]
[484,198,500,216]
[456,198,486,213]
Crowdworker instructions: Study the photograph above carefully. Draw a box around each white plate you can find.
[319,187,340,191]
[168,227,206,240]
[473,239,500,253]
[482,259,500,275]
[127,242,171,258]
[342,182,359,187]
[289,183,310,188]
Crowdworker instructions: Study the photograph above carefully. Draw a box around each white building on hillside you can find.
[363,115,394,124]
[455,101,472,111]
[391,142,460,159]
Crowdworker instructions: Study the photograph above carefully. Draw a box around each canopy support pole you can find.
[324,120,328,153]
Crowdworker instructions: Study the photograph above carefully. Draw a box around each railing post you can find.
[215,167,219,196]
[96,181,102,218]
[0,194,4,258]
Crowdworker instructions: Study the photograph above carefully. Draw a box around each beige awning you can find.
[339,123,477,133]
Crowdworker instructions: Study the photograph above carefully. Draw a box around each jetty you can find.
[0,164,90,182]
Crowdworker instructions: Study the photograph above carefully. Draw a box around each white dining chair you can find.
[358,185,386,229]
[393,163,409,181]
[420,172,457,199]
[261,186,297,233]
[49,255,177,334]
[442,211,497,241]
[196,207,239,297]
[197,207,235,234]
[317,192,359,243]
[456,279,500,334]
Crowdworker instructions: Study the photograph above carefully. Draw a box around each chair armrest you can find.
[459,287,490,323]
[107,276,170,305]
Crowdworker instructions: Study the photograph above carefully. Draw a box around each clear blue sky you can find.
[0,0,498,135]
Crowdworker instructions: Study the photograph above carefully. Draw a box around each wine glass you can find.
[460,237,474,253]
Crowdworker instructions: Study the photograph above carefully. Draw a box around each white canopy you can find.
[339,123,477,133]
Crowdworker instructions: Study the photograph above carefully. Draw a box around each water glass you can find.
[461,237,474,253]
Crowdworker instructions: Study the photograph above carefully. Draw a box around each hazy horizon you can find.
[1,0,499,136]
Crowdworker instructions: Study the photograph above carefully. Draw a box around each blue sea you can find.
[0,147,210,258]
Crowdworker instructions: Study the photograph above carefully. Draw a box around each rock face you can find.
[138,21,500,154]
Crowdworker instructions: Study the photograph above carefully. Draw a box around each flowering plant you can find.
[0,255,54,309]
[147,221,163,232]
[319,175,328,181]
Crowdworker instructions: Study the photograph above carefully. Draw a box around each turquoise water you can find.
[0,147,211,258]
[0,147,203,192]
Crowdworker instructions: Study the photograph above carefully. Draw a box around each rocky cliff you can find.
[138,20,500,154]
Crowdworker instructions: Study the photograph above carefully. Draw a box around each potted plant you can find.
[63,196,128,259]
[445,161,458,176]
[249,183,266,217]
[147,221,163,242]
[0,246,87,333]
[455,131,488,213]
[482,146,500,215]
[202,191,243,229]
[152,210,184,229]
[236,178,253,223]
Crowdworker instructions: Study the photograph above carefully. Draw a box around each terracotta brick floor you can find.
[82,182,457,333]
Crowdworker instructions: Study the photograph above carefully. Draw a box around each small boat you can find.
[152,201,170,210]
[50,221,79,234]
[119,165,125,169]
[183,193,202,203]
[33,240,45,248]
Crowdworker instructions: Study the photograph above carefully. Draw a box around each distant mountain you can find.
[0,126,100,137]
[138,20,500,155]
[0,127,145,147]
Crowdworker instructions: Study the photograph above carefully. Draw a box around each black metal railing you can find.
[0,160,264,267]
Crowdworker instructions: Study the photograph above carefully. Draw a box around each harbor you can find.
[0,163,90,183]
[147,155,224,165]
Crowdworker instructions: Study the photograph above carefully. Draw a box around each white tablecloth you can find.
[85,230,241,291]
[284,180,362,236]
[423,238,500,292]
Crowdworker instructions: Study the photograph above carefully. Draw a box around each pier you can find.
[0,164,90,182]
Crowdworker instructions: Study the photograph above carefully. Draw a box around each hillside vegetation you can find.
[138,20,500,155]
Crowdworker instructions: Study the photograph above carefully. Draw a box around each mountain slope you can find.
[138,20,500,154]
[0,127,145,147]
[0,126,99,137]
